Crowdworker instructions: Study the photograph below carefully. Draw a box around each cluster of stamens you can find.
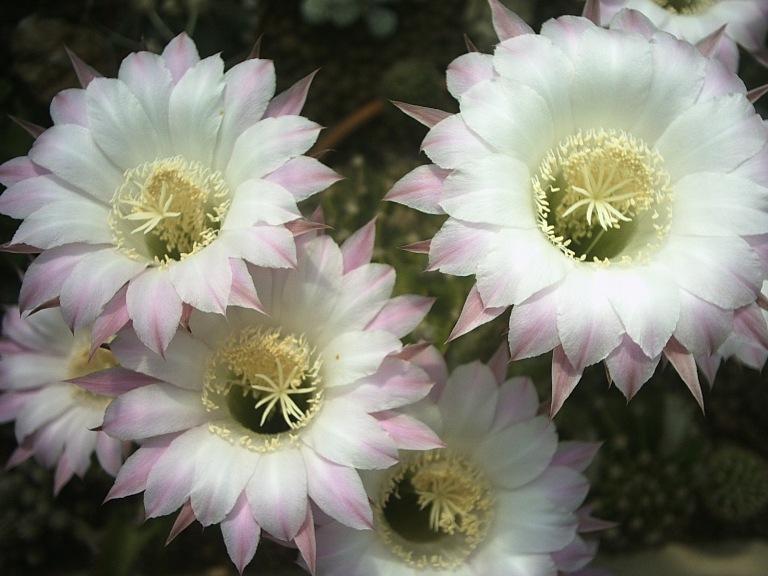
[376,450,494,569]
[532,128,672,264]
[109,156,230,265]
[203,327,323,452]
[67,331,119,408]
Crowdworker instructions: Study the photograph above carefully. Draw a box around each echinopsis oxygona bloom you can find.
[386,0,768,414]
[315,345,606,575]
[0,33,340,355]
[91,221,439,574]
[598,0,768,70]
[0,306,127,494]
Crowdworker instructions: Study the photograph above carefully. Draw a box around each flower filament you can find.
[203,327,323,452]
[376,450,494,569]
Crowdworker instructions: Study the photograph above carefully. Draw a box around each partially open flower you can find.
[0,33,340,355]
[98,222,439,574]
[0,307,125,494]
[599,0,768,70]
[386,0,768,414]
[315,346,604,575]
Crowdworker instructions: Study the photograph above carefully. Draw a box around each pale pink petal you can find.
[365,294,434,338]
[507,284,561,360]
[491,377,540,430]
[264,155,341,202]
[294,505,317,576]
[222,225,297,270]
[0,156,48,187]
[59,248,145,329]
[663,336,704,411]
[0,353,69,389]
[50,88,88,126]
[421,114,493,169]
[143,427,203,517]
[227,116,321,183]
[658,235,762,310]
[393,101,451,129]
[0,392,32,423]
[53,454,76,495]
[551,441,601,472]
[303,399,398,469]
[731,302,768,352]
[477,230,570,308]
[340,218,375,273]
[225,180,303,229]
[168,245,232,314]
[15,386,75,441]
[478,417,558,490]
[264,70,317,118]
[439,362,499,438]
[221,492,261,575]
[556,267,624,369]
[12,199,112,248]
[167,500,197,544]
[68,366,160,397]
[95,432,123,476]
[604,265,680,359]
[65,46,102,87]
[160,33,200,83]
[85,77,162,168]
[384,164,448,215]
[447,52,495,99]
[126,267,183,354]
[90,286,130,355]
[551,345,584,416]
[449,284,506,342]
[428,219,495,275]
[604,335,660,400]
[28,124,123,201]
[191,435,259,526]
[168,56,225,166]
[102,384,208,440]
[245,448,306,540]
[343,357,433,412]
[321,330,401,388]
[375,411,444,450]
[489,0,535,40]
[227,258,265,312]
[215,58,276,166]
[673,289,733,357]
[117,51,174,154]
[301,447,373,529]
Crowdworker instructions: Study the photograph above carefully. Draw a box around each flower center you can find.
[652,0,714,14]
[109,156,231,265]
[67,330,119,408]
[533,128,672,264]
[376,450,494,569]
[202,327,323,452]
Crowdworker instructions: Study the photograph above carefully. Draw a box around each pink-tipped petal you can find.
[65,45,102,87]
[376,411,444,450]
[604,335,660,401]
[106,434,176,501]
[551,345,584,416]
[391,101,451,128]
[365,295,434,338]
[302,448,373,530]
[264,70,317,118]
[228,259,266,312]
[160,33,200,83]
[167,500,197,544]
[581,0,601,25]
[127,268,184,355]
[663,337,705,412]
[264,155,342,202]
[340,218,376,273]
[221,493,260,574]
[294,505,317,576]
[67,367,160,397]
[384,164,448,215]
[449,284,506,342]
[489,0,535,41]
[551,441,601,472]
[732,302,768,351]
[90,286,130,357]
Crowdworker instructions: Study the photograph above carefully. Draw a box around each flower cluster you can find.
[1,0,767,573]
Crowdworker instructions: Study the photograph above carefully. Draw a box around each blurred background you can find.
[0,1,767,574]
